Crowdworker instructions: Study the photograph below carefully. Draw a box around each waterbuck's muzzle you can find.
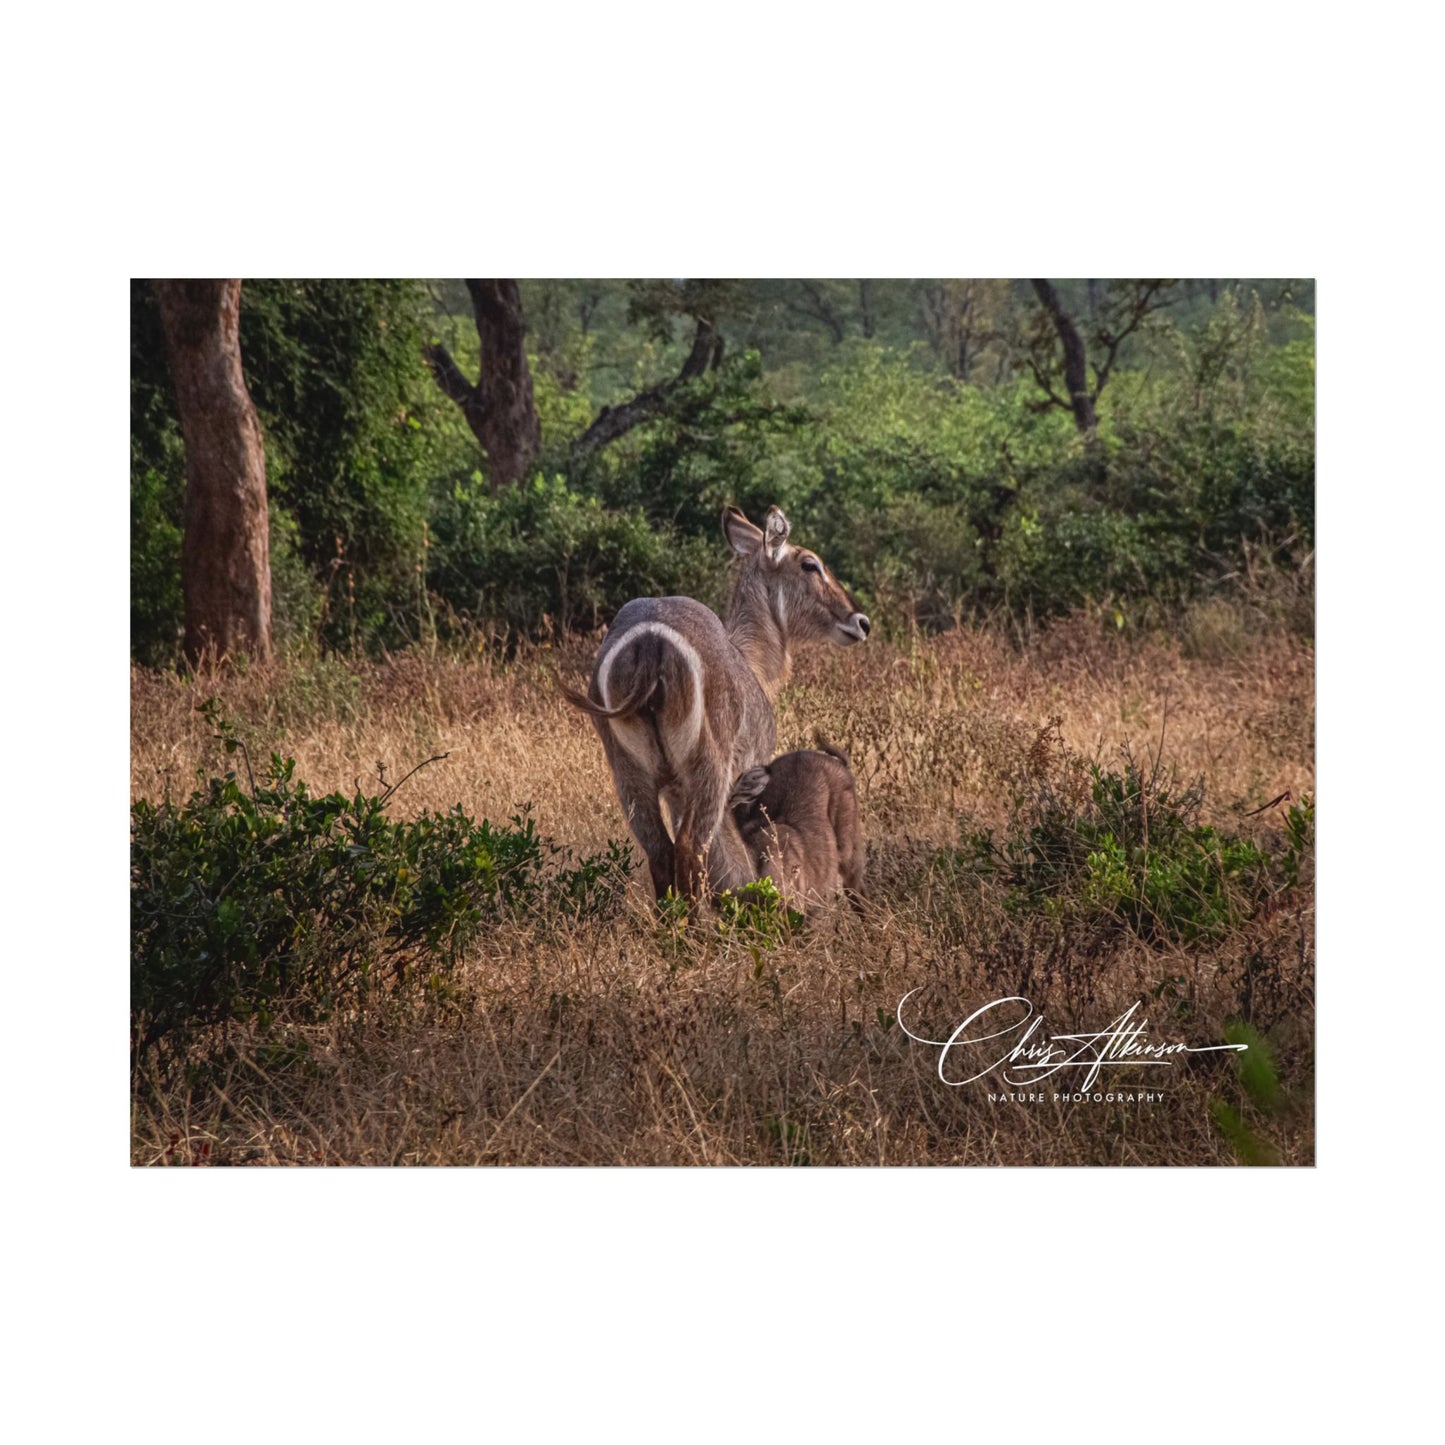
[837,612,871,644]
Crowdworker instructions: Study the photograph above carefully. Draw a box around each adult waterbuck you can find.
[561,505,870,902]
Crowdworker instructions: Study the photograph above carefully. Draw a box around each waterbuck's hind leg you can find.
[672,758,734,904]
[627,789,677,901]
[707,810,757,895]
[599,728,675,900]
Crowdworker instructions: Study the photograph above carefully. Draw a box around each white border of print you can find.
[5,3,1436,1440]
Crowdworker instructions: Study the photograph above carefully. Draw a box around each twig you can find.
[1245,790,1291,817]
[1152,688,1171,779]
[378,752,450,806]
[232,737,257,799]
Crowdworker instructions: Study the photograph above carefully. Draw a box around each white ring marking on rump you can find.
[596,621,705,767]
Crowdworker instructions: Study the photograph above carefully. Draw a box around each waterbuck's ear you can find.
[722,505,764,558]
[764,506,792,563]
[729,766,770,809]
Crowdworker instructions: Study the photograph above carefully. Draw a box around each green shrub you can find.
[1225,1020,1282,1111]
[1211,1020,1285,1165]
[1210,1099,1281,1166]
[550,838,637,920]
[753,357,1067,618]
[131,279,478,658]
[748,341,1312,629]
[966,736,1311,945]
[267,503,326,651]
[131,713,633,1072]
[831,492,985,630]
[993,494,1193,621]
[585,349,812,537]
[130,463,184,667]
[428,473,728,637]
[715,876,804,946]
[130,282,189,664]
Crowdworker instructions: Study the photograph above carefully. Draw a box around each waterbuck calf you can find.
[561,506,870,903]
[729,738,864,915]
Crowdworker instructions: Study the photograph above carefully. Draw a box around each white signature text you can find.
[896,993,1245,1092]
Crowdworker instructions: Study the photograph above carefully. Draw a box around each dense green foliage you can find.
[1211,1021,1286,1165]
[131,279,1314,662]
[428,473,728,637]
[131,279,477,662]
[130,711,633,1072]
[966,739,1314,946]
[715,877,805,947]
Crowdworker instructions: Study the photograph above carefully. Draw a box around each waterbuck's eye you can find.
[801,557,823,576]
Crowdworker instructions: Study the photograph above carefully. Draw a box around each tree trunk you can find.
[859,280,876,339]
[423,279,541,488]
[153,279,272,666]
[1031,279,1097,434]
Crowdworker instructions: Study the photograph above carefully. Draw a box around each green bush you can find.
[267,504,326,652]
[967,736,1312,945]
[130,281,188,665]
[585,349,812,537]
[993,493,1193,621]
[427,474,728,637]
[130,463,184,666]
[715,876,804,946]
[756,334,1313,629]
[1211,1021,1285,1165]
[131,714,633,1072]
[751,356,1061,618]
[240,280,481,651]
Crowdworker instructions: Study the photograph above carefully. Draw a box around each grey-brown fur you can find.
[729,737,865,915]
[560,506,869,903]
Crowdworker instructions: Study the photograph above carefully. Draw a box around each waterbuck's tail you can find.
[557,671,658,720]
[813,730,851,768]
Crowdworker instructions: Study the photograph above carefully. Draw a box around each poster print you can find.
[131,279,1314,1166]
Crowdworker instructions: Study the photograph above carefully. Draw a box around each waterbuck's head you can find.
[722,505,871,654]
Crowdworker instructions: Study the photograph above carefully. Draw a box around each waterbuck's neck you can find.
[725,570,791,701]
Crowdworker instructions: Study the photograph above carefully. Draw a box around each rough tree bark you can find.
[1030,279,1097,433]
[424,279,541,488]
[153,279,272,666]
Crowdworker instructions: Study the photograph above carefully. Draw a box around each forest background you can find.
[130,278,1314,667]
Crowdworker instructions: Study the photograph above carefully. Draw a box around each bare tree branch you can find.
[1091,280,1173,398]
[421,342,477,407]
[1022,350,1071,413]
[572,316,722,458]
[783,281,847,343]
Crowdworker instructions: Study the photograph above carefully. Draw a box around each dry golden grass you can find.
[130,615,1314,1166]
